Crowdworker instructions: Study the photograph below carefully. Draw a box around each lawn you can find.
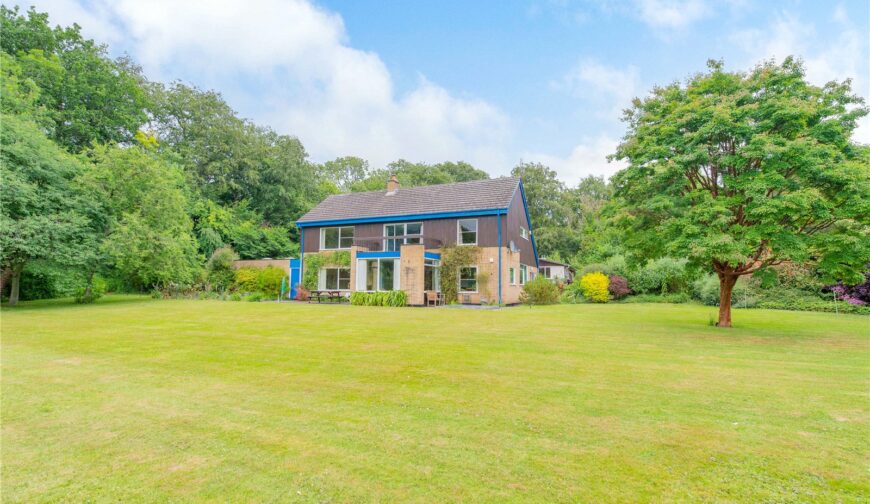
[2,297,868,502]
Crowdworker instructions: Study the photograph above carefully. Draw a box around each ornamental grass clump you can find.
[579,272,610,303]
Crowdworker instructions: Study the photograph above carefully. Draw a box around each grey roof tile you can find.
[297,177,520,223]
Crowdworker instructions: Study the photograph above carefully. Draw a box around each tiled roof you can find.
[297,177,520,223]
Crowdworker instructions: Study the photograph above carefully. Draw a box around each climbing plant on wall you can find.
[440,245,480,303]
[302,251,351,290]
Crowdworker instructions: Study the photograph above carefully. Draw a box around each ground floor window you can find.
[424,263,441,291]
[541,267,551,278]
[509,267,516,285]
[520,264,528,285]
[459,266,478,292]
[320,267,350,290]
[357,258,400,292]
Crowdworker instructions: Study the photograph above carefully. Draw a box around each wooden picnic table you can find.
[308,290,348,303]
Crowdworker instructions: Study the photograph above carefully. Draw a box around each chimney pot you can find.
[387,174,399,194]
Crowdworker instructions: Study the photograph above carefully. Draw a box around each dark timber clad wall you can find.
[303,215,502,253]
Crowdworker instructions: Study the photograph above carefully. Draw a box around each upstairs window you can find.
[520,227,529,240]
[322,226,354,249]
[457,219,478,245]
[384,222,422,251]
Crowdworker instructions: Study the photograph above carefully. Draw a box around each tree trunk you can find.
[8,262,24,306]
[83,271,95,300]
[717,273,738,328]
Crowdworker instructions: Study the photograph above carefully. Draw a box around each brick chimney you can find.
[386,174,399,194]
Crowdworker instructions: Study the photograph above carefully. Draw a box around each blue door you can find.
[289,259,301,299]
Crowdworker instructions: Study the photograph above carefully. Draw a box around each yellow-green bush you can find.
[579,272,610,303]
[233,267,259,292]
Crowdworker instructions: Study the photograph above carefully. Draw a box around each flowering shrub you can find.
[825,266,870,306]
[608,275,631,299]
[579,272,610,303]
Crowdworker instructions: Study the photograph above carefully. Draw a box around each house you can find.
[538,258,575,283]
[292,175,538,305]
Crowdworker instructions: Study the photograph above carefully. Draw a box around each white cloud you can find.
[553,59,641,119]
[523,135,627,184]
[634,0,712,29]
[32,0,513,170]
[729,9,869,142]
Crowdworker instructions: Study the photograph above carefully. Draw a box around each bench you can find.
[308,290,348,304]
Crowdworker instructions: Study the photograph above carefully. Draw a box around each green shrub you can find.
[245,292,264,302]
[578,272,610,303]
[74,275,107,304]
[519,276,561,306]
[206,247,238,291]
[229,293,243,301]
[755,289,870,315]
[577,255,629,278]
[621,293,691,304]
[233,267,259,292]
[257,266,286,297]
[349,290,408,307]
[630,257,689,294]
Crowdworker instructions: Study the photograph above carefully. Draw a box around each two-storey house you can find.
[292,175,538,305]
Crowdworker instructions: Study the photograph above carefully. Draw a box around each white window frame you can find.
[356,258,401,292]
[520,264,528,285]
[459,266,478,293]
[383,222,423,251]
[457,218,478,246]
[520,227,529,240]
[509,267,516,285]
[320,226,354,250]
[320,267,350,291]
[541,266,551,279]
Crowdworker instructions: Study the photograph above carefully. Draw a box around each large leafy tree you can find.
[1,6,150,152]
[0,114,94,305]
[511,161,582,259]
[149,82,324,228]
[78,141,202,290]
[613,59,870,327]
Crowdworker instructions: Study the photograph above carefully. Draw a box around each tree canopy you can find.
[612,58,870,326]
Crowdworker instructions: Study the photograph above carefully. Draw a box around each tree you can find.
[0,114,94,305]
[612,59,870,327]
[320,156,370,192]
[511,161,581,258]
[1,6,150,152]
[348,160,488,192]
[78,141,202,290]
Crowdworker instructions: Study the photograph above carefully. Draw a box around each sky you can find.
[18,0,870,184]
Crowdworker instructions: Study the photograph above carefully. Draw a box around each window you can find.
[509,267,516,285]
[322,226,354,249]
[520,264,528,285]
[379,259,395,291]
[424,259,441,291]
[520,227,529,240]
[358,259,400,291]
[459,266,477,292]
[457,219,477,245]
[541,267,551,278]
[384,222,422,251]
[322,268,350,290]
[365,259,378,291]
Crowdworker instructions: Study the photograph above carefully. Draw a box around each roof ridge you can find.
[337,176,519,196]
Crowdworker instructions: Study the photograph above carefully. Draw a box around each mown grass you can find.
[2,296,868,502]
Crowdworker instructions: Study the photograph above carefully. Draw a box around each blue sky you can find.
[26,0,870,183]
